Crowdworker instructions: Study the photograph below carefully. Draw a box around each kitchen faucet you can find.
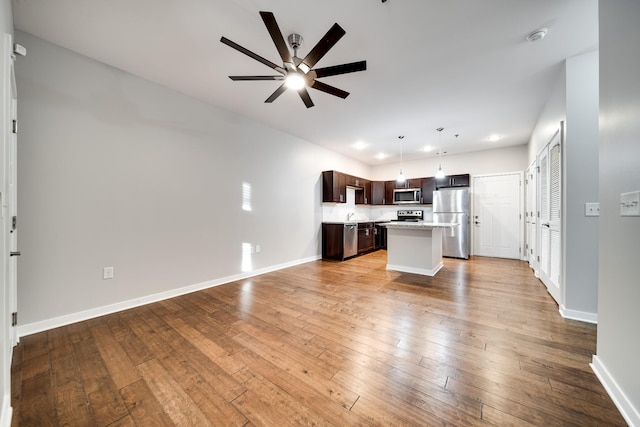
[347,212,355,221]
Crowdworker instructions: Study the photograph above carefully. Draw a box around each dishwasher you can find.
[343,223,358,258]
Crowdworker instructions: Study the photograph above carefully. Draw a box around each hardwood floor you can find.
[11,251,626,426]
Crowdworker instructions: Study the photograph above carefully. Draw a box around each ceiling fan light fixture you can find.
[285,73,306,90]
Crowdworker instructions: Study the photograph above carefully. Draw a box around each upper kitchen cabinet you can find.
[421,177,436,204]
[385,181,396,205]
[371,181,386,205]
[435,173,470,189]
[407,178,423,189]
[322,170,347,203]
[355,180,371,205]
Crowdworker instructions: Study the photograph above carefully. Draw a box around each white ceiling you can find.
[12,0,598,166]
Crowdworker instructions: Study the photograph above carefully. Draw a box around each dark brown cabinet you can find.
[322,171,469,205]
[357,222,375,254]
[407,178,422,189]
[375,223,387,249]
[322,171,347,203]
[322,223,350,260]
[384,181,396,205]
[435,173,470,189]
[355,180,371,205]
[421,177,436,204]
[371,181,385,205]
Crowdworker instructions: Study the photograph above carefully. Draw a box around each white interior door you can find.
[472,173,522,259]
[525,161,537,270]
[537,130,562,304]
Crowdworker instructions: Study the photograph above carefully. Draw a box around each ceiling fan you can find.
[220,11,367,108]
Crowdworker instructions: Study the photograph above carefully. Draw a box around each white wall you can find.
[15,31,370,333]
[371,144,528,182]
[593,1,640,425]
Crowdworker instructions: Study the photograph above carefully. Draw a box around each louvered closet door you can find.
[537,129,562,304]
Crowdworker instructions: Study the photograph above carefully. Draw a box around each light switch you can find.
[585,202,599,217]
[620,191,640,217]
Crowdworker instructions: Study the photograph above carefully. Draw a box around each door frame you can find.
[470,171,525,259]
[525,160,538,274]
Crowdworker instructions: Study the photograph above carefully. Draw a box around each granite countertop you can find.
[322,220,391,225]
[378,221,459,229]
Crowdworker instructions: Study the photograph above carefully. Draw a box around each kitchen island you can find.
[380,222,457,276]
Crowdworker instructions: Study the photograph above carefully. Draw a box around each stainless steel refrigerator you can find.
[432,188,470,259]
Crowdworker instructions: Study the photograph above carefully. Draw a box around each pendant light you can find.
[435,128,445,178]
[396,135,406,183]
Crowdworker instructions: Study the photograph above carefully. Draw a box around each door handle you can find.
[474,221,480,225]
[10,251,21,257]
[541,223,550,228]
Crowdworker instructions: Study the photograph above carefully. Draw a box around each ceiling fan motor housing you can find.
[288,33,303,50]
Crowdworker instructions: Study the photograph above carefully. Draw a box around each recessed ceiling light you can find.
[422,145,434,152]
[526,27,548,43]
[353,141,368,150]
[376,152,388,159]
[488,134,502,142]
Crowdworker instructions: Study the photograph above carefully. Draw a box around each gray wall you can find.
[595,1,640,423]
[527,50,600,321]
[15,31,370,332]
[564,51,599,316]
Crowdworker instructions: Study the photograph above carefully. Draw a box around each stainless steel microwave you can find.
[393,188,421,204]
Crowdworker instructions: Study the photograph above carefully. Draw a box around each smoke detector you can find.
[526,27,548,42]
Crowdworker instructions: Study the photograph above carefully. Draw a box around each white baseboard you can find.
[17,255,320,338]
[559,304,598,324]
[0,395,12,427]
[591,355,640,426]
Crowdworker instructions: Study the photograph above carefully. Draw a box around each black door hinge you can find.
[11,312,17,327]
[12,120,17,134]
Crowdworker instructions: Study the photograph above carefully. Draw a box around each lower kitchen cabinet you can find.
[322,222,379,261]
[357,222,375,254]
[375,223,387,249]
[322,223,357,260]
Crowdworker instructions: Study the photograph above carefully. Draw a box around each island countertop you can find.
[378,221,458,229]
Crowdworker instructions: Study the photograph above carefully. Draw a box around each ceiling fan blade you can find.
[265,83,288,103]
[298,87,315,108]
[229,75,285,81]
[259,11,293,67]
[299,23,346,72]
[313,60,367,78]
[221,36,285,73]
[310,80,350,99]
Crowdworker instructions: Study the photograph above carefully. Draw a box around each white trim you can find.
[17,255,320,338]
[0,395,11,427]
[559,304,597,324]
[386,262,443,277]
[591,355,640,427]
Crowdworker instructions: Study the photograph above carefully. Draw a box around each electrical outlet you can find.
[103,267,114,280]
[255,245,261,253]
[620,191,640,216]
[585,202,599,217]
